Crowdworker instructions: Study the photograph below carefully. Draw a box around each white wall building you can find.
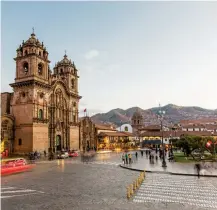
[116,124,133,133]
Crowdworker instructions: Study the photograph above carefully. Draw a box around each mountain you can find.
[91,104,217,126]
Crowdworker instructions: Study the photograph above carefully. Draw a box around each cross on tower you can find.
[32,27,34,34]
[65,50,67,55]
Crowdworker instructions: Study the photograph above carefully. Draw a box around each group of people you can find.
[121,148,174,165]
[122,152,134,164]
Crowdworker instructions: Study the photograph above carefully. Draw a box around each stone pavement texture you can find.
[133,173,217,209]
[1,155,217,210]
[121,153,217,177]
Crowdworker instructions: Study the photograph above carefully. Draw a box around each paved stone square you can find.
[1,155,217,210]
[134,173,217,209]
[121,152,217,176]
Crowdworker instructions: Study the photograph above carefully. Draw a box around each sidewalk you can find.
[120,155,217,177]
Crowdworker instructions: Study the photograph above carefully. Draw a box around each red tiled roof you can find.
[180,119,217,125]
[140,130,216,137]
[205,124,217,130]
[139,125,161,131]
[98,132,130,137]
[182,124,205,129]
[95,124,117,131]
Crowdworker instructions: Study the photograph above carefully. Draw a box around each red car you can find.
[69,151,79,157]
[2,158,27,168]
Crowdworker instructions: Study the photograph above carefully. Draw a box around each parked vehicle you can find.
[2,158,27,168]
[69,151,79,157]
[57,151,69,159]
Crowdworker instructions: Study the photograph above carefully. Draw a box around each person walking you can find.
[44,150,46,158]
[135,152,138,160]
[122,153,125,164]
[141,150,144,157]
[125,153,128,164]
[128,153,132,164]
[195,163,201,178]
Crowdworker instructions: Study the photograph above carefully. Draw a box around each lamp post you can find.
[158,106,167,168]
[211,131,216,160]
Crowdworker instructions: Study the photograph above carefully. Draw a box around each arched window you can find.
[124,126,128,132]
[137,120,140,124]
[18,139,22,146]
[60,69,63,74]
[73,115,76,123]
[39,51,41,56]
[38,63,43,75]
[23,62,29,74]
[24,50,28,56]
[38,109,43,119]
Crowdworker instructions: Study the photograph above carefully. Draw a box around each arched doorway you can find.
[56,135,61,151]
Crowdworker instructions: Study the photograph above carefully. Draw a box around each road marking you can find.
[1,187,16,190]
[1,192,44,199]
[1,186,45,199]
[1,189,36,194]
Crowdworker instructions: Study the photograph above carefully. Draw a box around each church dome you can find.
[23,32,43,48]
[56,54,75,68]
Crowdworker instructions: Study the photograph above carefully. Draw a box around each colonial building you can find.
[79,117,96,152]
[1,31,81,154]
[116,123,133,133]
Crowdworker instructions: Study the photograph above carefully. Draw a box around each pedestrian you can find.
[44,150,46,157]
[125,153,128,164]
[135,152,138,160]
[122,153,125,164]
[128,153,132,164]
[141,150,143,157]
[195,163,201,178]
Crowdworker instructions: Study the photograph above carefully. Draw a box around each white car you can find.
[57,152,69,159]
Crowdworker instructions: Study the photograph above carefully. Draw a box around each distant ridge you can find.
[90,104,217,126]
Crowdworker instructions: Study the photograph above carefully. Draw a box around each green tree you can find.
[175,135,206,160]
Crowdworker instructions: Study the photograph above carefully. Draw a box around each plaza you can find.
[1,152,217,210]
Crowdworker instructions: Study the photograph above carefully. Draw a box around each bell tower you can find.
[10,30,51,154]
[14,29,50,84]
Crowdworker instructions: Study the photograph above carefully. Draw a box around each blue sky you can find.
[1,1,217,114]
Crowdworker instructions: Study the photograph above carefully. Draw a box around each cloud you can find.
[84,50,99,60]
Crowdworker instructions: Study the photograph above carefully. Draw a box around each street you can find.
[1,153,217,210]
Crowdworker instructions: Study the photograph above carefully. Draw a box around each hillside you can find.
[91,104,217,126]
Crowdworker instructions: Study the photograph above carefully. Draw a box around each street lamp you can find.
[211,131,216,160]
[158,107,167,168]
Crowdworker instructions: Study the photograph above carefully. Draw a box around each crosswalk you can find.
[1,186,44,199]
[133,174,217,209]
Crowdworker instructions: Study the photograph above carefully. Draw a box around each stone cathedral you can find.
[1,31,81,154]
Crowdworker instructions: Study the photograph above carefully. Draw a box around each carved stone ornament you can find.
[56,121,61,131]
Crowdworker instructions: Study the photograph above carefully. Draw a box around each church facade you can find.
[1,31,81,154]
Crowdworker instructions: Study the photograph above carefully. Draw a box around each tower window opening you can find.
[39,51,41,56]
[60,69,63,74]
[23,62,29,74]
[18,139,22,146]
[38,63,43,75]
[24,50,28,56]
[39,109,43,120]
[137,120,140,124]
